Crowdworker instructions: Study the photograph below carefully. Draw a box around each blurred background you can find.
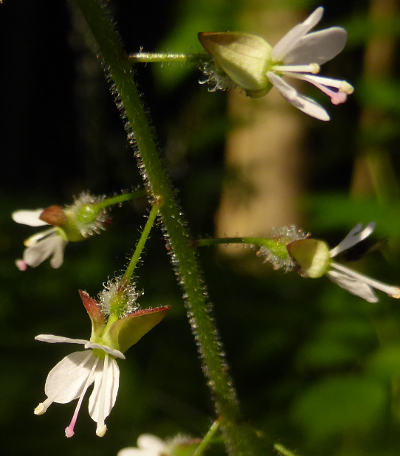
[1,0,400,455]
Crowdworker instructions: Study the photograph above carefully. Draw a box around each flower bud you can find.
[198,32,272,97]
[287,238,331,278]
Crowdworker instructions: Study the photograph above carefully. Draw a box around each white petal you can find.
[24,228,57,247]
[12,209,48,226]
[283,27,347,65]
[35,334,90,345]
[272,7,324,61]
[330,222,376,258]
[137,434,166,451]
[85,342,125,360]
[267,72,330,121]
[23,233,67,268]
[117,449,157,456]
[88,356,120,423]
[327,270,378,303]
[45,351,97,403]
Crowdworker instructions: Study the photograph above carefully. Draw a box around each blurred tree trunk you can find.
[216,5,305,258]
[351,0,399,201]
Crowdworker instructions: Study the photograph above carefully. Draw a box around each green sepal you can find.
[287,239,331,278]
[198,32,272,97]
[79,290,106,339]
[61,209,87,242]
[108,306,171,353]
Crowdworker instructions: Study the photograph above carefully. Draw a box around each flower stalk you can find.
[128,52,206,63]
[72,0,258,453]
[193,419,221,456]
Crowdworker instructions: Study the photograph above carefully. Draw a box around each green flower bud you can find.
[198,32,272,97]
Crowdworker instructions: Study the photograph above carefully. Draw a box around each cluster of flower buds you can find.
[199,7,354,120]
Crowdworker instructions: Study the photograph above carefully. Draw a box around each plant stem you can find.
[128,52,206,63]
[193,419,221,456]
[274,443,299,456]
[72,1,258,453]
[196,237,292,261]
[121,203,159,286]
[97,189,146,210]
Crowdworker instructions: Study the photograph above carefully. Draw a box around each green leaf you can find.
[109,306,171,353]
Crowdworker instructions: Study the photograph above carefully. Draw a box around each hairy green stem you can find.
[196,237,291,261]
[96,190,146,210]
[121,203,159,286]
[128,52,206,63]
[72,1,259,453]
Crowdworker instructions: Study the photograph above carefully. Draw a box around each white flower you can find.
[118,434,169,456]
[288,223,400,302]
[34,334,124,438]
[327,223,400,303]
[267,6,353,121]
[199,7,353,120]
[12,209,67,269]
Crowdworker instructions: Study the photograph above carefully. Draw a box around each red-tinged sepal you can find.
[79,290,106,338]
[108,306,171,353]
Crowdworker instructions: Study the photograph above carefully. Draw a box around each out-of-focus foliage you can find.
[1,1,400,456]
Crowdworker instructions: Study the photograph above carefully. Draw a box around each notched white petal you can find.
[88,356,120,424]
[330,222,376,258]
[12,209,48,226]
[45,351,96,403]
[35,334,90,345]
[272,7,324,61]
[267,71,330,121]
[23,233,67,268]
[284,27,347,65]
[327,270,378,303]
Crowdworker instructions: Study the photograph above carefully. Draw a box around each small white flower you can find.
[327,223,400,303]
[12,209,67,269]
[34,334,124,438]
[199,7,353,120]
[288,223,400,303]
[118,434,169,456]
[267,6,353,120]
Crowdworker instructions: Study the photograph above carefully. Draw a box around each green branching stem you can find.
[97,189,146,210]
[128,52,207,64]
[196,237,291,261]
[193,418,221,456]
[72,1,259,453]
[121,203,160,287]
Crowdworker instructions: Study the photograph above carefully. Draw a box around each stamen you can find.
[64,356,99,438]
[34,398,52,415]
[287,73,349,105]
[16,259,27,271]
[330,262,400,298]
[339,81,354,94]
[272,63,320,74]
